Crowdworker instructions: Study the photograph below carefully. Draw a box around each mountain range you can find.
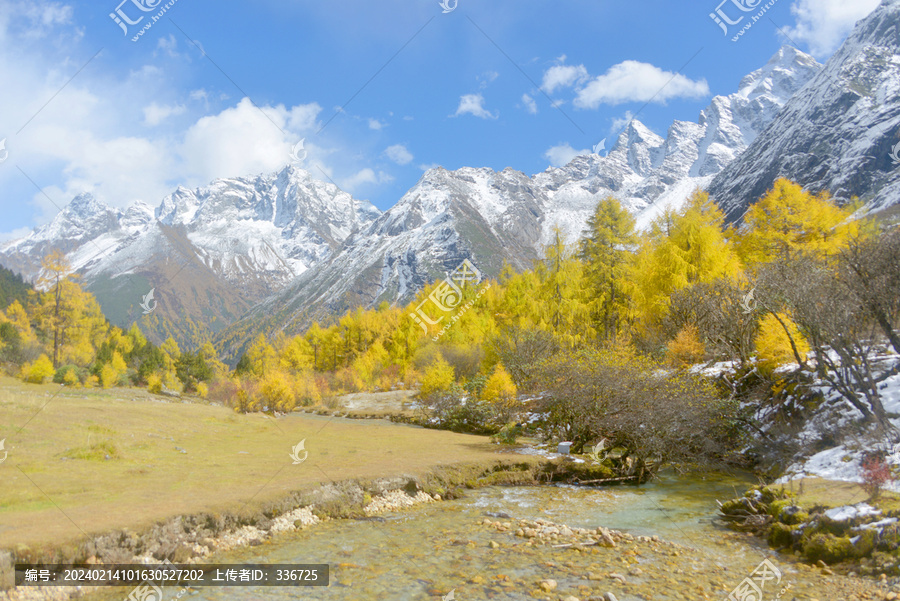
[1,0,898,355]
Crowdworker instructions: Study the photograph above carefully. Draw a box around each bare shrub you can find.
[532,344,736,476]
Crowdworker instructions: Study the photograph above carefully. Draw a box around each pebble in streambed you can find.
[462,517,890,601]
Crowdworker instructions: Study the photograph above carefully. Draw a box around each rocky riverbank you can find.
[0,462,529,601]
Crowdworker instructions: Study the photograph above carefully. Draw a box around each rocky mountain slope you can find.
[708,0,900,221]
[0,167,380,347]
[1,44,829,353]
[218,47,821,352]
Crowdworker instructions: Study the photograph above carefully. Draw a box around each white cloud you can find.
[452,94,497,119]
[179,98,320,185]
[478,70,499,89]
[610,111,635,135]
[143,102,186,126]
[156,34,179,58]
[340,168,393,192]
[0,226,35,243]
[785,0,880,57]
[368,118,385,130]
[542,64,589,94]
[574,60,709,108]
[385,144,413,165]
[522,93,538,115]
[419,163,440,171]
[543,143,589,168]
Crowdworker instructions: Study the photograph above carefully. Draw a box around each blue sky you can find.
[0,0,881,240]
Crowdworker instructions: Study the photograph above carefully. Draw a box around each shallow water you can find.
[79,471,876,600]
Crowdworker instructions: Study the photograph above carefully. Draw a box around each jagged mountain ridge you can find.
[218,46,821,352]
[0,167,381,347]
[1,45,826,353]
[708,0,900,221]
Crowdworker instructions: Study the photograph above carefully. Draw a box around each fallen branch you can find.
[551,541,600,548]
[574,476,639,484]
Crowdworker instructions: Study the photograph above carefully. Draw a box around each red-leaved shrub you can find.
[861,455,893,499]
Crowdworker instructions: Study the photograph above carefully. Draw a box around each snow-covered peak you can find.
[120,201,155,230]
[736,46,820,103]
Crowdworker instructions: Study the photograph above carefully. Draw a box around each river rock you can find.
[539,579,557,592]
[598,533,617,548]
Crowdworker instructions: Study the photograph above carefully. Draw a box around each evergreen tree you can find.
[578,196,637,339]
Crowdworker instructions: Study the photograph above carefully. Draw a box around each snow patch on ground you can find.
[773,352,900,491]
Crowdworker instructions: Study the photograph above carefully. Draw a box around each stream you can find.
[80,471,873,600]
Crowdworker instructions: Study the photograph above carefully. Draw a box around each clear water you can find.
[78,471,872,600]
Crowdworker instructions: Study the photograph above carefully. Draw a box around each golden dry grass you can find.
[0,378,530,549]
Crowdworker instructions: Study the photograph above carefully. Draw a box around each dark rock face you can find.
[708,0,900,222]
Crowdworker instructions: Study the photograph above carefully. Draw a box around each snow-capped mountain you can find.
[0,166,380,346]
[0,42,837,352]
[709,0,900,221]
[218,46,821,349]
[532,45,821,237]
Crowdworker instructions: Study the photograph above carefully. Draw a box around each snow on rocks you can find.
[823,503,881,522]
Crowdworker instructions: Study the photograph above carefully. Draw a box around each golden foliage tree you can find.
[481,363,517,407]
[755,312,810,373]
[737,178,859,265]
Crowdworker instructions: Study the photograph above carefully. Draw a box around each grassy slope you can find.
[0,378,527,549]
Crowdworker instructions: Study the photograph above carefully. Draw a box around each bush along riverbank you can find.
[718,485,900,576]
